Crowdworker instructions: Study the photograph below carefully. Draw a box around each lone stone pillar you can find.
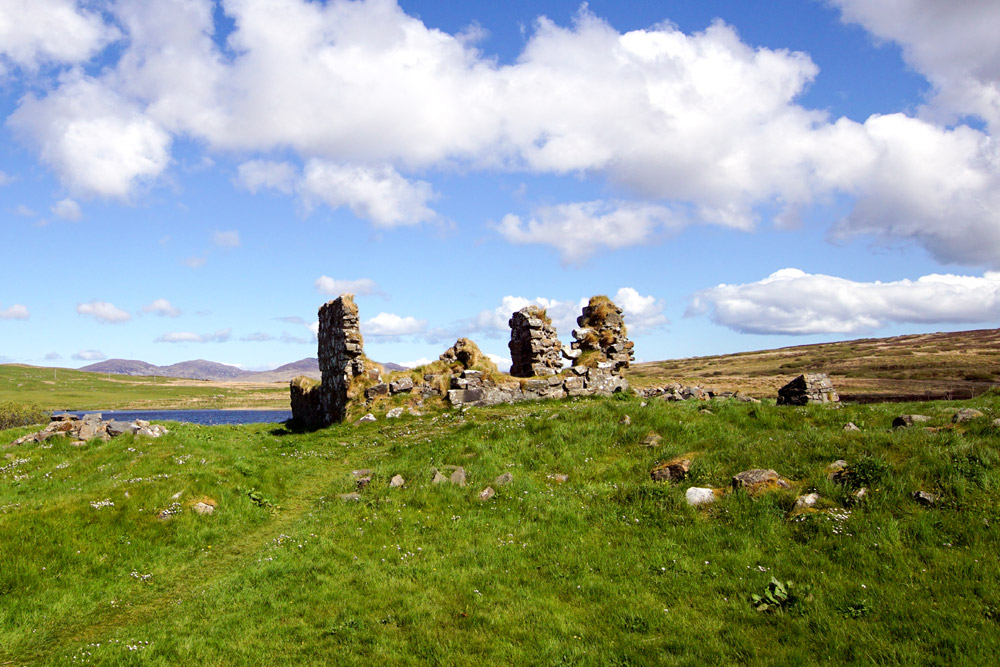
[318,295,366,425]
[508,306,562,377]
[568,295,634,373]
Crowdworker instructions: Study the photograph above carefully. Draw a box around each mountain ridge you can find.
[79,357,408,382]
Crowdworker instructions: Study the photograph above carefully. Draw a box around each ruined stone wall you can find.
[777,373,840,406]
[318,295,366,425]
[567,296,634,372]
[508,306,562,378]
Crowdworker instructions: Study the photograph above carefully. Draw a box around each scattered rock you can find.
[9,414,170,447]
[777,373,839,406]
[450,467,467,487]
[431,470,448,485]
[732,469,790,495]
[699,409,713,415]
[389,474,405,487]
[686,487,716,507]
[494,472,513,486]
[893,414,931,428]
[843,422,860,432]
[912,490,937,506]
[851,487,868,503]
[793,493,819,510]
[993,418,1000,428]
[640,432,662,447]
[650,459,691,483]
[339,492,362,502]
[953,408,985,423]
[386,407,404,419]
[355,476,372,491]
[478,487,495,501]
[619,415,631,425]
[549,473,569,484]
[827,460,849,482]
[389,377,414,395]
[192,502,215,515]
[356,413,376,424]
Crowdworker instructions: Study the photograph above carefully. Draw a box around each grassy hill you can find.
[628,328,1000,401]
[0,364,289,411]
[2,391,998,664]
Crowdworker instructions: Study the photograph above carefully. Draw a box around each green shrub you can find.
[0,401,47,430]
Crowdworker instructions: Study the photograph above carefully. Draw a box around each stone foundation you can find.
[777,373,839,406]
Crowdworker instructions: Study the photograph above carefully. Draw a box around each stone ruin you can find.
[508,306,562,378]
[566,296,634,372]
[290,294,634,427]
[776,373,840,406]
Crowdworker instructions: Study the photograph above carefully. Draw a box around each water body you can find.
[59,409,292,425]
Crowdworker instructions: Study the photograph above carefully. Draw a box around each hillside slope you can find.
[629,328,1000,401]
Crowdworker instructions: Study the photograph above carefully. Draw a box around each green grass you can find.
[0,364,288,411]
[2,394,999,664]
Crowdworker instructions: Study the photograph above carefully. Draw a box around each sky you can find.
[2,0,1000,372]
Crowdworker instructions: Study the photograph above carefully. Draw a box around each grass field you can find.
[0,364,288,411]
[2,391,998,664]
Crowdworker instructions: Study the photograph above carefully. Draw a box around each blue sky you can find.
[2,0,999,371]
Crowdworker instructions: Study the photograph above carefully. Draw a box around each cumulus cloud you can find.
[156,329,231,343]
[142,298,181,317]
[688,268,1000,335]
[8,73,171,198]
[361,312,428,337]
[212,230,240,248]
[235,160,297,194]
[0,303,29,320]
[470,295,584,337]
[299,161,436,227]
[50,197,81,220]
[315,276,379,296]
[45,352,62,360]
[72,349,106,361]
[832,0,1000,130]
[7,1,1000,265]
[241,331,310,344]
[612,287,669,332]
[0,0,119,71]
[76,300,131,323]
[496,201,684,263]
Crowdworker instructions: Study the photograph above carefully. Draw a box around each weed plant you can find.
[1,394,998,664]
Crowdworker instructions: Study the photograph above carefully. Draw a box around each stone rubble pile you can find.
[9,412,168,446]
[508,306,563,378]
[776,373,839,406]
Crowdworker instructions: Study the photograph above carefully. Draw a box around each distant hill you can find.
[80,357,405,382]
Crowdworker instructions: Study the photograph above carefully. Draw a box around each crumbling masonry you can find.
[290,294,633,427]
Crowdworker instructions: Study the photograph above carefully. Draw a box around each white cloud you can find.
[0,171,9,185]
[44,351,62,360]
[688,268,1000,335]
[0,0,118,71]
[496,201,683,263]
[361,312,427,337]
[76,300,131,323]
[184,256,206,269]
[300,161,436,227]
[8,73,171,198]
[72,349,106,361]
[156,328,231,343]
[613,287,668,332]
[485,352,512,373]
[6,1,1000,266]
[236,160,297,194]
[399,357,434,369]
[0,303,29,320]
[212,230,240,248]
[315,276,378,296]
[831,0,1000,130]
[471,295,584,337]
[50,197,81,220]
[142,298,181,317]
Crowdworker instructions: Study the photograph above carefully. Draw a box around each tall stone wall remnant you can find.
[318,295,366,425]
[508,306,562,378]
[567,296,634,373]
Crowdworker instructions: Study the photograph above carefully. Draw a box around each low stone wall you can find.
[777,373,839,406]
